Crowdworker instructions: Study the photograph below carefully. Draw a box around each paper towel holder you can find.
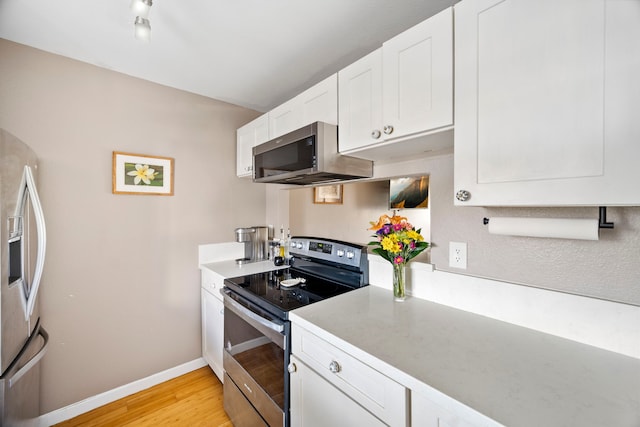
[598,206,614,229]
[482,206,615,229]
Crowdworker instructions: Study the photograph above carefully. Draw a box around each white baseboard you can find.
[39,358,208,426]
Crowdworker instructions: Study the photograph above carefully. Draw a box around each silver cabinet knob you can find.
[328,360,341,373]
[371,129,382,139]
[288,362,297,373]
[456,190,471,202]
[383,125,394,135]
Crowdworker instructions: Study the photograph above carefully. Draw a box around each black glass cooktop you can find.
[224,268,356,319]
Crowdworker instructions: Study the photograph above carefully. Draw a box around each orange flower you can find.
[368,213,408,231]
[389,213,407,225]
[368,214,390,230]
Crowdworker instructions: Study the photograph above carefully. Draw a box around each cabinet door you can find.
[289,355,386,427]
[338,49,383,152]
[454,0,640,206]
[269,74,338,139]
[412,391,481,427]
[269,97,300,139]
[382,6,453,139]
[201,288,224,382]
[292,324,407,426]
[299,73,338,128]
[236,114,269,177]
[236,131,254,178]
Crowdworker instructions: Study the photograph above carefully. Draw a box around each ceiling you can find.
[0,0,454,112]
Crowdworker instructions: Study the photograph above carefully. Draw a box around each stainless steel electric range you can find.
[222,236,369,427]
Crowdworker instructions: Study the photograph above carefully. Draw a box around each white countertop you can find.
[289,286,640,427]
[200,259,287,278]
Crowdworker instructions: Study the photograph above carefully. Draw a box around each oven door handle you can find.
[223,291,285,334]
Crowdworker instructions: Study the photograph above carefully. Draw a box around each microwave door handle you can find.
[8,326,49,388]
[223,293,284,334]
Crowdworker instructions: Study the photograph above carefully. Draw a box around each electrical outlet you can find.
[449,242,467,269]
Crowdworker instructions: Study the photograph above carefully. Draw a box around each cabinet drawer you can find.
[292,324,407,426]
[201,269,224,301]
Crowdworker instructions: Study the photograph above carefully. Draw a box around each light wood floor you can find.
[54,367,232,427]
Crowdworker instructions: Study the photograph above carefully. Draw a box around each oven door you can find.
[223,288,289,427]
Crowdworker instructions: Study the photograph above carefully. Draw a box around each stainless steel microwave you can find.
[252,122,373,185]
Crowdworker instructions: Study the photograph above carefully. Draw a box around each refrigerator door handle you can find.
[8,326,49,388]
[24,165,47,320]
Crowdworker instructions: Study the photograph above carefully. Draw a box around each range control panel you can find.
[308,241,333,254]
[289,237,366,269]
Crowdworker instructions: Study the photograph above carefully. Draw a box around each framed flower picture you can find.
[112,151,174,195]
[313,184,343,204]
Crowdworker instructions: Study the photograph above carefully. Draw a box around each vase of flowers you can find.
[368,213,429,301]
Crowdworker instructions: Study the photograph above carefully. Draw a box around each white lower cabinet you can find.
[291,323,408,426]
[411,391,479,427]
[290,322,501,427]
[289,354,386,427]
[201,269,225,382]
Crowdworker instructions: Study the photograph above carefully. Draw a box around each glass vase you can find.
[392,263,406,302]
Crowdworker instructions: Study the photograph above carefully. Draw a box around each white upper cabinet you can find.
[337,49,383,153]
[236,75,336,178]
[454,0,640,206]
[236,113,269,178]
[382,6,453,139]
[338,7,453,159]
[269,74,338,139]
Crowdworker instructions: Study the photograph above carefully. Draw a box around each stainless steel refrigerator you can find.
[0,129,49,426]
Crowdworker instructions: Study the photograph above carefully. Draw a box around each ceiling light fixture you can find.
[130,0,152,19]
[134,16,151,42]
[131,0,153,42]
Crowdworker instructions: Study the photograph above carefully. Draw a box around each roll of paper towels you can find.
[487,217,600,240]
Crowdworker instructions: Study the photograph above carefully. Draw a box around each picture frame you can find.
[313,184,343,204]
[389,176,429,208]
[112,151,174,196]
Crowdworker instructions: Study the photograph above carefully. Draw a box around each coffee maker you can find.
[234,226,269,264]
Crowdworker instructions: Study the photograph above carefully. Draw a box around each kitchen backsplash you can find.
[288,179,431,262]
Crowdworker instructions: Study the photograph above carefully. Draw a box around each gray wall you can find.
[0,39,267,412]
[430,155,640,305]
[289,153,640,306]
